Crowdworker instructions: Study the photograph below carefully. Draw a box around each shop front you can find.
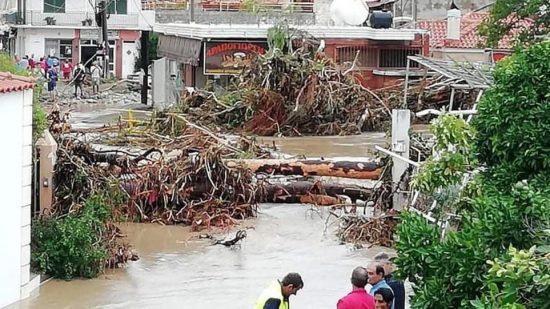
[202,40,268,87]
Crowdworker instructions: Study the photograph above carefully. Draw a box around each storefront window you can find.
[60,40,73,61]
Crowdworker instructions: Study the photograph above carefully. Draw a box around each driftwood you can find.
[261,181,372,203]
[226,158,382,180]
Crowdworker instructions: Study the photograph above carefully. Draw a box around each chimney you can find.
[447,1,461,40]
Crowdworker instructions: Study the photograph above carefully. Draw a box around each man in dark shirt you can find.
[374,252,406,309]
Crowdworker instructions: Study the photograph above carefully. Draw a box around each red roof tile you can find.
[417,12,530,50]
[0,72,36,93]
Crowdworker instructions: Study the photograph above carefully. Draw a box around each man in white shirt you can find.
[91,62,103,94]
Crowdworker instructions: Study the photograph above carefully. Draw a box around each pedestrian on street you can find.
[73,63,85,98]
[255,272,304,309]
[46,65,58,101]
[367,262,394,309]
[62,59,73,80]
[374,288,394,309]
[337,266,375,309]
[374,252,405,309]
[90,61,103,94]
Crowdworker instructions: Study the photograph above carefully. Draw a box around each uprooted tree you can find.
[177,25,464,136]
[395,42,550,308]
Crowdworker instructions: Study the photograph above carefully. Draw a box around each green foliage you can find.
[397,42,550,308]
[472,245,550,309]
[0,53,48,142]
[474,42,550,176]
[240,0,267,14]
[397,180,550,308]
[31,195,111,279]
[414,114,475,194]
[478,0,549,47]
[267,24,289,51]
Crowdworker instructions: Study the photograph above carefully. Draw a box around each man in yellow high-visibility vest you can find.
[254,273,304,309]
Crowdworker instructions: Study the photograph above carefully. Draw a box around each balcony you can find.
[155,0,315,25]
[25,10,139,28]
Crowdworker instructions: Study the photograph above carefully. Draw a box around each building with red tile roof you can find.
[417,11,528,62]
[0,72,36,93]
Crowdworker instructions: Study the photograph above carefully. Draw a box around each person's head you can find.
[65,59,69,63]
[367,262,385,285]
[374,287,394,309]
[350,266,368,289]
[280,273,303,297]
[374,252,394,277]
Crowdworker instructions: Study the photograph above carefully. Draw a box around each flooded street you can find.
[12,205,390,309]
[13,102,410,309]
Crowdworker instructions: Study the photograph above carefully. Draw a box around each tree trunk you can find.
[260,181,372,203]
[225,158,381,180]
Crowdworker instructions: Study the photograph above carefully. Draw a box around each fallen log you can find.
[265,194,343,205]
[226,158,382,180]
[261,181,372,203]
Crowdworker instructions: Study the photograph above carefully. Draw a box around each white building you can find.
[13,0,155,78]
[0,72,40,308]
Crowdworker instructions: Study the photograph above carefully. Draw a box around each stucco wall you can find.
[17,28,75,59]
[0,87,33,308]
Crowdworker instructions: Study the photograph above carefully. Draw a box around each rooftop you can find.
[417,11,529,50]
[0,72,36,94]
[154,23,426,40]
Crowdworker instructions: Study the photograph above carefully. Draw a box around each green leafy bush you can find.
[396,42,550,308]
[31,196,111,279]
[472,245,550,309]
[473,42,550,176]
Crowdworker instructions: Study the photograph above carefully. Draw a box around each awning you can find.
[157,34,202,66]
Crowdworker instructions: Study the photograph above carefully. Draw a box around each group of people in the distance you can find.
[14,54,103,101]
[255,252,405,309]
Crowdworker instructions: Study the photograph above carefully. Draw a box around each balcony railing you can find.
[25,10,139,27]
[143,0,314,13]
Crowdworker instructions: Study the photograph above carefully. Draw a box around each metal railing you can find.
[142,0,188,10]
[143,0,313,12]
[336,46,422,69]
[25,10,139,27]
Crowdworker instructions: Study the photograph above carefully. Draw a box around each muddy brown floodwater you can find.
[11,206,392,309]
[13,103,418,308]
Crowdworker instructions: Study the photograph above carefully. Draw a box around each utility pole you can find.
[140,31,149,105]
[96,0,110,78]
[101,0,109,78]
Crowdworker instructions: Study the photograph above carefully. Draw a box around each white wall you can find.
[0,91,24,308]
[18,28,75,59]
[27,0,93,12]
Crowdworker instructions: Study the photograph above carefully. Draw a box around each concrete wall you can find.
[431,49,489,62]
[17,28,75,59]
[0,87,33,308]
[155,9,315,25]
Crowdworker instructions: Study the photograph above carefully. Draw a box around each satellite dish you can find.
[330,0,370,26]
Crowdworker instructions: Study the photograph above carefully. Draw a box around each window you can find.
[44,0,65,13]
[336,46,378,68]
[379,48,421,68]
[108,0,128,14]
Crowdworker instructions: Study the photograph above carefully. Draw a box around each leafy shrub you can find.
[397,42,550,308]
[473,42,550,175]
[472,245,550,309]
[31,196,111,279]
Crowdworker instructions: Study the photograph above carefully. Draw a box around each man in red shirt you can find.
[337,266,376,309]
